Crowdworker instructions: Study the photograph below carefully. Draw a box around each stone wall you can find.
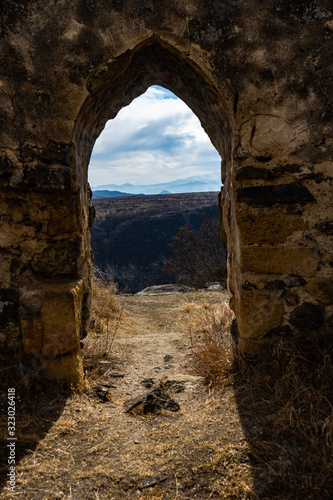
[0,0,332,382]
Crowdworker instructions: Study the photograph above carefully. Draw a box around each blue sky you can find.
[88,86,221,187]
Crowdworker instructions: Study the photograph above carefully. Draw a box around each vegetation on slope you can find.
[164,215,227,288]
[90,192,219,292]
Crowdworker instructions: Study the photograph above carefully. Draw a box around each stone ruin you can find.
[0,0,332,383]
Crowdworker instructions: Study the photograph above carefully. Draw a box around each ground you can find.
[0,291,256,499]
[1,290,332,499]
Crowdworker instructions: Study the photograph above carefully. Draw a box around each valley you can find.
[90,192,220,292]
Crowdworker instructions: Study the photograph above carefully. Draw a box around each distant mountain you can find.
[92,190,144,198]
[91,173,221,195]
[159,190,171,194]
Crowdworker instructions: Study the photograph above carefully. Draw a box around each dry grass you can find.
[82,271,126,381]
[238,331,333,498]
[184,300,236,386]
[181,299,333,498]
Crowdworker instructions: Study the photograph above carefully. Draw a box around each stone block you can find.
[41,348,84,385]
[238,115,308,157]
[240,247,319,276]
[236,289,285,341]
[31,238,81,276]
[235,166,272,181]
[40,280,84,356]
[237,183,314,207]
[21,280,84,358]
[237,209,308,244]
[48,209,77,236]
[18,165,72,191]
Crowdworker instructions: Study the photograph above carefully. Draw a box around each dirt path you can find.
[1,292,251,499]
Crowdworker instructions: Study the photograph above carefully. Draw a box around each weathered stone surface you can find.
[281,290,300,306]
[237,184,315,207]
[305,279,333,305]
[48,209,77,236]
[31,239,81,277]
[0,288,21,352]
[235,166,271,181]
[237,115,309,158]
[21,280,84,357]
[37,142,72,166]
[17,165,72,191]
[284,276,307,288]
[0,156,14,179]
[237,210,308,245]
[237,290,285,344]
[315,221,333,235]
[0,288,20,328]
[264,280,286,291]
[0,0,332,382]
[137,284,195,295]
[240,247,320,276]
[290,303,325,331]
[41,347,84,385]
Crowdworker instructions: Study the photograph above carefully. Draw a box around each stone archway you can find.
[0,0,332,383]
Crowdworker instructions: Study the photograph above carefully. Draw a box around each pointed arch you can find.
[73,36,234,194]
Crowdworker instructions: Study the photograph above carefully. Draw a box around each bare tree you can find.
[163,215,227,288]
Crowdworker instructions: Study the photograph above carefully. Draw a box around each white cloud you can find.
[88,86,221,187]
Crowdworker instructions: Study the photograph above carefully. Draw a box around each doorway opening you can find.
[87,84,225,293]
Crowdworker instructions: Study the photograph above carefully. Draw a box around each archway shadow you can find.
[0,370,71,493]
[232,330,333,498]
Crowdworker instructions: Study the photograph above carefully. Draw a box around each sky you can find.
[88,86,221,187]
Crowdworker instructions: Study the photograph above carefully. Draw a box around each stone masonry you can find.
[0,0,332,383]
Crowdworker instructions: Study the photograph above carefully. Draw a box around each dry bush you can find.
[90,270,120,332]
[83,270,125,369]
[186,301,236,386]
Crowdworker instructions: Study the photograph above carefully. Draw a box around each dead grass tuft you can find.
[90,269,120,332]
[82,270,125,381]
[175,302,201,314]
[185,300,236,386]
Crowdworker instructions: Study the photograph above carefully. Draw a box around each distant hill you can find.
[92,190,143,198]
[159,190,171,195]
[90,192,220,292]
[91,172,221,195]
